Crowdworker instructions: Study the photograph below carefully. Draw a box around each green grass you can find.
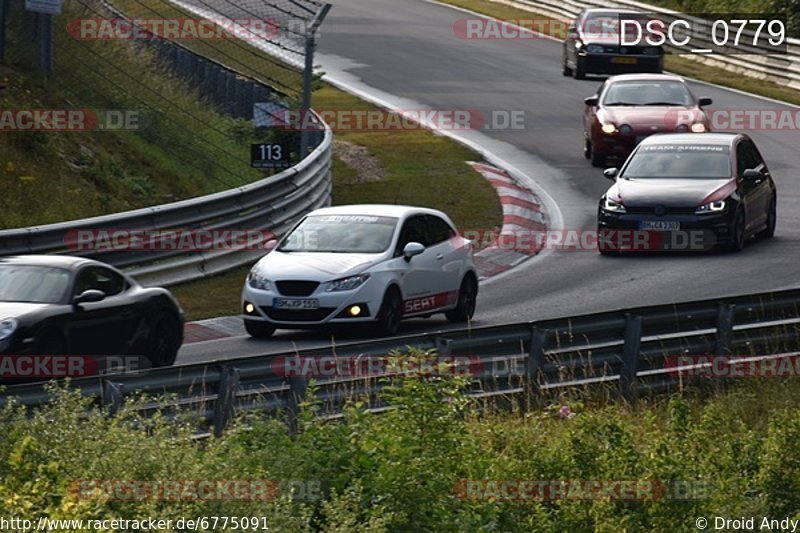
[171,266,250,321]
[3,351,800,530]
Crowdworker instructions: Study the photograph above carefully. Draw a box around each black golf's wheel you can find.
[446,275,478,323]
[597,227,619,256]
[726,210,746,252]
[148,312,181,367]
[757,195,777,239]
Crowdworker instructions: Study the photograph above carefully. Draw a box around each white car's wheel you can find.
[377,287,402,336]
[245,319,276,338]
[446,275,478,323]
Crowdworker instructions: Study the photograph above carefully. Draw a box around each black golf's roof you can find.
[639,133,743,147]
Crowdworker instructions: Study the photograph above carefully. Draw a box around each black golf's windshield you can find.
[623,144,731,179]
[0,265,72,303]
[278,215,399,253]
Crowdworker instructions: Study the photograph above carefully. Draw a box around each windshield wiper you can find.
[640,102,685,106]
[603,102,640,106]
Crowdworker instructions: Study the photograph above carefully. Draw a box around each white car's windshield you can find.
[278,215,399,253]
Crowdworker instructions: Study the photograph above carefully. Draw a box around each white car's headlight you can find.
[691,122,707,133]
[326,273,370,292]
[0,318,17,341]
[695,200,726,214]
[246,270,273,291]
[603,196,626,213]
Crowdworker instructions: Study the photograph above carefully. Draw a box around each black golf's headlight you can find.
[602,196,626,213]
[695,200,727,215]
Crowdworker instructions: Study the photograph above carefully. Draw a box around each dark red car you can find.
[583,74,713,167]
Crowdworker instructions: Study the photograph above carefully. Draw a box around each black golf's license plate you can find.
[640,221,680,231]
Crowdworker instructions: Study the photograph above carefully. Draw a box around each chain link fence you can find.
[0,0,330,231]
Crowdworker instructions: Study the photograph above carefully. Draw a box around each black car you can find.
[0,255,184,372]
[562,8,663,79]
[597,133,777,253]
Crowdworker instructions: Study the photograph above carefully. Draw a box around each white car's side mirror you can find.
[402,242,425,262]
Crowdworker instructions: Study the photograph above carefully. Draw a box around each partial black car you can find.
[0,255,184,371]
[562,8,663,79]
[597,133,777,253]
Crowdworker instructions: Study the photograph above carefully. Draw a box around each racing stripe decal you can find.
[402,291,459,316]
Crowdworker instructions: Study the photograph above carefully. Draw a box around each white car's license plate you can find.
[641,221,680,231]
[273,298,319,310]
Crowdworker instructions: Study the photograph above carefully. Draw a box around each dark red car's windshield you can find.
[603,81,693,107]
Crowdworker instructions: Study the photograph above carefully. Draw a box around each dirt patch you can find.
[333,140,386,183]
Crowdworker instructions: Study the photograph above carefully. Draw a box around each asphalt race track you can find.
[177,0,800,364]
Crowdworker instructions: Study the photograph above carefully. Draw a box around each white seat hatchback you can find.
[241,204,478,337]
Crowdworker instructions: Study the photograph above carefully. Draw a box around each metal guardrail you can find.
[3,287,799,435]
[495,0,800,91]
[0,125,332,287]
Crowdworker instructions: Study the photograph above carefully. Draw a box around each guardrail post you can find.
[0,0,7,63]
[218,71,229,112]
[715,303,736,355]
[233,77,244,118]
[213,366,240,437]
[620,314,643,403]
[101,380,124,416]
[435,337,452,357]
[288,375,308,434]
[527,326,546,401]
